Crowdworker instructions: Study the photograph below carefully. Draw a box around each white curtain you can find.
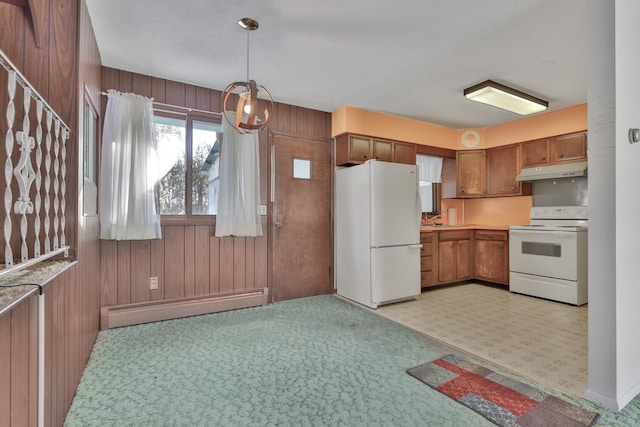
[215,113,263,237]
[417,154,443,183]
[99,90,162,240]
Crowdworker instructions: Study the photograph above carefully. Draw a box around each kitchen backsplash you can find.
[442,196,532,226]
[531,177,588,207]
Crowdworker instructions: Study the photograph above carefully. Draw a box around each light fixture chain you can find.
[246,28,250,82]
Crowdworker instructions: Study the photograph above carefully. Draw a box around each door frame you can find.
[267,129,335,302]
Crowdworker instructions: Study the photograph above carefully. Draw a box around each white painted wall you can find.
[586,0,640,411]
[614,0,640,405]
[585,0,617,409]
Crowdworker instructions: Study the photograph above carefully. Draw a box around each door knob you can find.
[274,221,282,228]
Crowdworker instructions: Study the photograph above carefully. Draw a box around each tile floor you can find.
[373,282,588,398]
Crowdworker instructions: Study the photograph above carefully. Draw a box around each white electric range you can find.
[509,206,588,305]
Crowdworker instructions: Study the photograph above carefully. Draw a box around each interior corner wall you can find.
[613,0,640,408]
[585,0,617,409]
[586,0,640,411]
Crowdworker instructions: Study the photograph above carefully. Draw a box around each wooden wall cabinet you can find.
[373,139,393,162]
[486,144,531,197]
[437,230,472,283]
[394,141,418,165]
[522,131,587,167]
[456,150,486,197]
[336,133,417,166]
[522,138,552,167]
[420,231,438,288]
[474,230,509,285]
[457,144,533,198]
[553,132,587,163]
[347,135,373,163]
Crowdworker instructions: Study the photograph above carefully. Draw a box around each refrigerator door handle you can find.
[409,244,423,249]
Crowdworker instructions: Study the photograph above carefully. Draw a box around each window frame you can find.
[82,88,99,217]
[419,182,441,216]
[153,106,222,226]
[429,183,442,216]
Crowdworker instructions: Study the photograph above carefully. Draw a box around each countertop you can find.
[420,224,510,232]
[0,260,75,315]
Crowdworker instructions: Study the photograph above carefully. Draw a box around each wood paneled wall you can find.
[76,0,102,326]
[0,267,88,427]
[43,265,95,427]
[0,293,39,427]
[100,67,332,306]
[0,0,103,425]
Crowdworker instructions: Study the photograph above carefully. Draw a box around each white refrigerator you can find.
[336,160,422,308]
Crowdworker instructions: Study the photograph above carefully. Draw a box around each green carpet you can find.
[65,295,640,426]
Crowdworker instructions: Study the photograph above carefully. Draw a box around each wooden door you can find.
[394,142,417,165]
[456,150,485,197]
[270,133,332,302]
[475,240,508,284]
[438,240,455,283]
[455,239,472,280]
[553,132,587,163]
[372,139,393,162]
[486,144,520,196]
[348,135,372,163]
[522,138,551,167]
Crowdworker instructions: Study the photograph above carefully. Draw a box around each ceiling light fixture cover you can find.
[463,80,548,115]
[222,18,273,133]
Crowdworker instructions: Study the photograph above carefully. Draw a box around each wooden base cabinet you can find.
[437,230,472,283]
[420,231,437,287]
[474,230,509,285]
[422,228,509,287]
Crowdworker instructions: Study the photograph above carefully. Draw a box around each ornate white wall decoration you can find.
[0,49,71,275]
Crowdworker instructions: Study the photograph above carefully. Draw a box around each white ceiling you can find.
[85,0,587,129]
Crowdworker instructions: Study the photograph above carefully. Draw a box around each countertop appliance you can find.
[335,160,421,308]
[509,206,588,305]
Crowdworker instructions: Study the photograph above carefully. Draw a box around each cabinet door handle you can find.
[559,153,564,158]
[542,156,546,160]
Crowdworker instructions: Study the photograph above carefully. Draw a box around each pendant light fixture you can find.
[463,80,548,115]
[221,17,274,134]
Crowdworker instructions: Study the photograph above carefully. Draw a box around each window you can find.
[416,154,443,215]
[83,94,98,216]
[292,158,311,180]
[153,112,221,218]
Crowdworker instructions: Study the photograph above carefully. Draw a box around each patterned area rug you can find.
[407,354,599,427]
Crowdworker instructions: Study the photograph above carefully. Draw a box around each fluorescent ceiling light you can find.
[463,80,548,115]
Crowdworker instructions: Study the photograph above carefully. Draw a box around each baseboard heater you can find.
[100,287,269,330]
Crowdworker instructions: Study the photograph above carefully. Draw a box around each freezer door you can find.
[371,245,421,305]
[369,162,421,247]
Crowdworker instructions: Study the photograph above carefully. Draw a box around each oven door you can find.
[509,229,577,281]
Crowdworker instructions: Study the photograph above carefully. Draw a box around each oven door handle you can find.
[510,231,573,238]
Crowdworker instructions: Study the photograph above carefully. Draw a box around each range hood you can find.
[515,161,588,182]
